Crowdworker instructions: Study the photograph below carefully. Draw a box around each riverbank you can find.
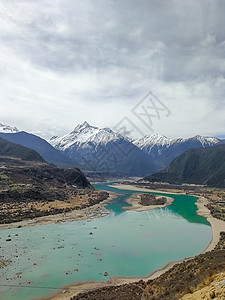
[39,258,189,300]
[0,192,117,230]
[195,196,225,252]
[111,184,225,254]
[109,184,186,195]
[40,184,225,300]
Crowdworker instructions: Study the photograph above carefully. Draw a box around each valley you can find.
[0,122,225,300]
[1,1,224,299]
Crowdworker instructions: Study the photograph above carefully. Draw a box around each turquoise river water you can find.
[0,182,211,300]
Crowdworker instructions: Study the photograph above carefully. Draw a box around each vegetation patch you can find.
[139,194,167,206]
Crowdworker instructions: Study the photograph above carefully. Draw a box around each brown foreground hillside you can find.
[180,272,225,300]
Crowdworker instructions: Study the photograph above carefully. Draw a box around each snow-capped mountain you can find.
[1,120,223,177]
[172,135,220,147]
[0,121,19,133]
[50,122,224,175]
[134,134,172,154]
[50,122,158,176]
[50,121,124,151]
[134,134,220,153]
[134,134,221,169]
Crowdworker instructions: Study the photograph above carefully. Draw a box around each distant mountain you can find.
[0,137,44,162]
[1,120,224,177]
[0,131,81,168]
[0,121,19,133]
[50,121,158,176]
[144,144,225,188]
[134,134,221,169]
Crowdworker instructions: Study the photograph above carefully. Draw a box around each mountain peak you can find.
[191,135,220,145]
[0,121,19,133]
[72,121,96,133]
[134,134,171,148]
[80,121,91,128]
[50,122,123,151]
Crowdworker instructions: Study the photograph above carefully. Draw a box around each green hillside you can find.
[145,144,225,188]
[0,137,44,162]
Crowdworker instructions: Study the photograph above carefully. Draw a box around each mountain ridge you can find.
[0,137,45,162]
[1,120,224,177]
[0,131,82,168]
[50,121,158,176]
[50,121,126,150]
[134,133,222,169]
[0,121,19,134]
[144,144,225,188]
[50,121,223,176]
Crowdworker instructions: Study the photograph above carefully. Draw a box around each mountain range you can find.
[134,134,223,169]
[0,121,224,177]
[50,121,157,176]
[145,144,225,188]
[49,121,224,176]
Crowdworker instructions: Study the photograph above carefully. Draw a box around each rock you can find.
[0,259,12,268]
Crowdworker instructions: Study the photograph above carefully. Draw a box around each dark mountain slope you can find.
[62,139,158,177]
[144,144,225,188]
[0,131,81,168]
[0,137,44,162]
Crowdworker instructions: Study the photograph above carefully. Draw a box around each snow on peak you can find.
[134,134,171,149]
[0,121,19,133]
[133,133,220,155]
[49,122,221,153]
[172,135,221,146]
[72,121,94,133]
[191,135,220,146]
[50,122,124,151]
[49,135,58,141]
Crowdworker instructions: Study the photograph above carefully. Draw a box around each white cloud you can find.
[0,0,224,139]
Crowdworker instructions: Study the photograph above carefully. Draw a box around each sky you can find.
[0,0,225,140]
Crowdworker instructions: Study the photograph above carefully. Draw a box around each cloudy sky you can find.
[0,0,225,139]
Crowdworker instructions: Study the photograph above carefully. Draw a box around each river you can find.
[0,182,211,300]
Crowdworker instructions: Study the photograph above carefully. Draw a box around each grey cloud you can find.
[0,0,224,138]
